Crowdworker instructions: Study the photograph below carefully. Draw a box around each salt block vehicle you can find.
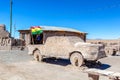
[27,26,106,67]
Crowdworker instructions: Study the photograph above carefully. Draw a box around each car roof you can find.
[42,26,82,32]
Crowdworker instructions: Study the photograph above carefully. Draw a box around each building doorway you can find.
[31,33,43,44]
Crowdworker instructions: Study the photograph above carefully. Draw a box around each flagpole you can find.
[10,0,13,37]
[30,27,34,44]
[31,34,34,44]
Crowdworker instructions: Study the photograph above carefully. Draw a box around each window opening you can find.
[31,33,43,44]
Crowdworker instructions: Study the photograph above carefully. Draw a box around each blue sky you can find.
[0,0,120,39]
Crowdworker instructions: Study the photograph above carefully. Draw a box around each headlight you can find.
[91,52,97,55]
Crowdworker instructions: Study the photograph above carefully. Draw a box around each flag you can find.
[30,26,43,35]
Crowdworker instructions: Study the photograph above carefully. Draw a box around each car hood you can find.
[74,42,102,47]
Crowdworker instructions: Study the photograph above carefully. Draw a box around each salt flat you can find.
[0,50,119,80]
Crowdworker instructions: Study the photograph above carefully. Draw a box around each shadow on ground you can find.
[98,64,111,70]
[85,61,111,70]
[42,58,111,70]
[42,58,71,66]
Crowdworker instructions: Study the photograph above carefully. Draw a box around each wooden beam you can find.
[84,69,120,80]
[88,74,99,80]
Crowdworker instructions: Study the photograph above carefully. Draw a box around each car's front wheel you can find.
[70,52,84,67]
[33,50,42,62]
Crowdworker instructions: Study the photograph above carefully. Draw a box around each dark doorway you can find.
[31,33,43,44]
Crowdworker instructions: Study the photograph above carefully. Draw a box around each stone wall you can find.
[0,24,11,50]
[18,30,86,46]
[0,24,10,37]
[0,37,11,50]
[87,39,120,55]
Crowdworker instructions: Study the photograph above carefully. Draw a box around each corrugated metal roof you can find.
[19,26,86,34]
[42,26,81,32]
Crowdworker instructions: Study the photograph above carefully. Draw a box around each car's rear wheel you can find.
[70,52,84,67]
[33,50,42,62]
